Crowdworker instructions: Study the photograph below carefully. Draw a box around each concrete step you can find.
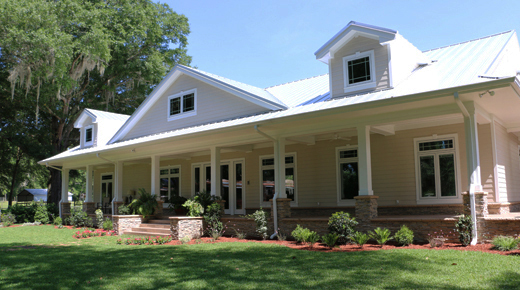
[123,230,171,237]
[148,219,170,224]
[139,223,170,229]
[130,227,171,234]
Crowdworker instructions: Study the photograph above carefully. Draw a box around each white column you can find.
[277,138,286,198]
[210,146,221,197]
[60,168,70,218]
[151,155,161,198]
[357,125,373,195]
[464,105,483,193]
[112,161,123,215]
[85,165,93,202]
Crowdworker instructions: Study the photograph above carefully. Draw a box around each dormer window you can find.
[168,89,197,121]
[343,50,376,93]
[84,125,94,146]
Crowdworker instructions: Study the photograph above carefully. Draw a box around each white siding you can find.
[494,122,520,202]
[122,74,270,140]
[478,124,495,201]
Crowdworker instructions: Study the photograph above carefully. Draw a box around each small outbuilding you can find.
[17,189,73,203]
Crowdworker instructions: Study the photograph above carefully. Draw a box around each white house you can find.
[39,22,520,241]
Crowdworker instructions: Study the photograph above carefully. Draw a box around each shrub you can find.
[291,225,306,243]
[322,233,339,248]
[102,218,113,231]
[33,201,50,224]
[455,214,473,246]
[194,190,220,212]
[204,202,224,239]
[232,226,246,239]
[245,208,269,240]
[492,236,519,251]
[305,231,320,247]
[7,203,36,223]
[277,229,287,241]
[53,216,63,226]
[180,236,191,244]
[95,209,104,229]
[118,205,131,215]
[67,207,91,228]
[394,225,414,246]
[369,227,392,247]
[328,212,358,244]
[351,231,370,247]
[128,188,158,219]
[1,212,16,227]
[46,203,59,220]
[183,199,204,217]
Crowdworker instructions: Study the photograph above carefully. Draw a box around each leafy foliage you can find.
[328,211,358,244]
[394,225,414,246]
[492,236,519,251]
[128,188,158,219]
[53,216,63,226]
[183,200,204,217]
[194,190,221,212]
[95,209,104,229]
[67,207,93,228]
[369,227,393,247]
[102,218,113,231]
[1,212,16,227]
[245,208,269,240]
[204,202,224,239]
[33,201,50,224]
[455,214,473,246]
[117,205,131,215]
[322,233,339,248]
[351,231,370,247]
[291,225,319,246]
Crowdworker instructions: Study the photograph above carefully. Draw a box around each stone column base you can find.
[83,202,96,214]
[462,192,488,217]
[113,215,142,235]
[155,200,164,217]
[354,195,378,232]
[113,201,124,215]
[270,198,292,219]
[170,216,203,240]
[488,203,511,215]
[61,202,71,215]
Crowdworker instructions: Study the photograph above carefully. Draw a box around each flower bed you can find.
[116,236,172,245]
[72,229,116,239]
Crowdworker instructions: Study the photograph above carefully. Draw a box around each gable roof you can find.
[266,74,330,107]
[74,108,130,128]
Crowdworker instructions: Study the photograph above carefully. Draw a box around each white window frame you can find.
[159,165,182,203]
[336,145,359,206]
[100,173,113,204]
[84,125,94,147]
[343,50,376,93]
[167,88,197,121]
[259,153,298,207]
[414,134,462,204]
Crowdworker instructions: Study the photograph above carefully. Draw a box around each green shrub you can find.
[492,236,519,251]
[67,207,92,228]
[34,201,50,224]
[118,205,131,215]
[194,190,221,212]
[183,199,204,217]
[394,225,414,246]
[95,209,104,229]
[102,218,113,231]
[322,233,339,248]
[53,216,63,226]
[351,231,370,247]
[245,208,268,240]
[7,203,37,223]
[328,211,358,244]
[128,188,158,219]
[455,214,473,246]
[204,202,224,239]
[369,227,392,247]
[291,224,306,243]
[1,212,16,227]
[305,231,320,247]
[180,236,191,244]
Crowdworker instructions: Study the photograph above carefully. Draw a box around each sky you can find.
[159,0,520,89]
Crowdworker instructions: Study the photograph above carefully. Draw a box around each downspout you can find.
[97,154,118,215]
[454,92,478,245]
[254,125,279,239]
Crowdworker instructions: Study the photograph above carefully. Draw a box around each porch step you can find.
[147,219,170,224]
[123,230,171,237]
[139,223,170,229]
[123,221,171,237]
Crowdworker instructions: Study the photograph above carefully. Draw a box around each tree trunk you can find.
[48,168,62,206]
[8,147,22,208]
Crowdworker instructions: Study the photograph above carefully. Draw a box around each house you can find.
[39,21,520,242]
[17,189,73,203]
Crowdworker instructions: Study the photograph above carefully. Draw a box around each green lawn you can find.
[1,226,520,289]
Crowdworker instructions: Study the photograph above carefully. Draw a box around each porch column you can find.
[112,161,124,215]
[82,165,96,214]
[275,137,286,198]
[151,155,161,197]
[60,168,70,218]
[357,125,373,195]
[210,146,221,197]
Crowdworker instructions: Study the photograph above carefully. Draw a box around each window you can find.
[414,135,459,203]
[337,148,359,203]
[167,89,197,121]
[160,166,181,203]
[84,125,94,146]
[343,50,376,92]
[260,154,297,204]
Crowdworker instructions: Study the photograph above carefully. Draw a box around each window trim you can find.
[259,153,298,207]
[159,165,182,203]
[336,145,359,206]
[343,50,376,93]
[84,125,94,147]
[167,88,197,121]
[100,172,114,204]
[414,134,462,204]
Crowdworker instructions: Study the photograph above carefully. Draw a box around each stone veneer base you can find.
[170,216,203,240]
[113,215,142,235]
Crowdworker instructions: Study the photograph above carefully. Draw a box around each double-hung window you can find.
[84,125,94,147]
[415,135,459,202]
[160,167,181,203]
[167,89,197,121]
[337,147,359,203]
[260,154,297,204]
[343,50,376,93]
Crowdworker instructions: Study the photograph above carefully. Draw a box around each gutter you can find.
[454,92,478,245]
[254,125,279,239]
[45,163,62,172]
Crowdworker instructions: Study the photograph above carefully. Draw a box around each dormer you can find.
[74,109,130,149]
[315,21,430,98]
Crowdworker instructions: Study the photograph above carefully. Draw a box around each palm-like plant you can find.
[369,227,393,247]
[129,188,158,220]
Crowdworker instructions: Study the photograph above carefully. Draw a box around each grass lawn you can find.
[1,226,520,289]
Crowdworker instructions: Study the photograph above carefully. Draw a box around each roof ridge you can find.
[265,73,329,89]
[423,30,514,53]
[86,108,131,117]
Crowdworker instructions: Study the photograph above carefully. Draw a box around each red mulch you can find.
[161,236,520,256]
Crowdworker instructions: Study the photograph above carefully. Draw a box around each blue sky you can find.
[160,0,520,88]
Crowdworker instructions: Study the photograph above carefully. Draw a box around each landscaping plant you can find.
[67,207,93,228]
[53,216,62,226]
[291,225,306,243]
[102,218,113,231]
[369,227,392,247]
[351,231,370,248]
[455,214,473,246]
[194,190,221,212]
[245,208,269,240]
[394,225,414,246]
[95,209,104,228]
[34,201,50,224]
[118,205,131,215]
[1,212,16,227]
[232,225,246,239]
[328,211,358,244]
[491,236,519,251]
[305,231,320,247]
[183,199,204,217]
[276,229,287,241]
[322,233,339,248]
[129,188,158,219]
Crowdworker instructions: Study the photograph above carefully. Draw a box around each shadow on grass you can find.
[0,242,517,289]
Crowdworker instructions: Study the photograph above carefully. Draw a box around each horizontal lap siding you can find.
[478,124,495,201]
[330,36,389,98]
[123,75,269,140]
[494,122,520,202]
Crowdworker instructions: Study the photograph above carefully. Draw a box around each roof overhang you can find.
[315,21,397,63]
[73,109,97,128]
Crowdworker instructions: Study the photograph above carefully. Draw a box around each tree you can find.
[0,0,191,205]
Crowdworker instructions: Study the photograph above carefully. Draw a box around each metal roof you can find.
[85,109,131,122]
[41,30,519,163]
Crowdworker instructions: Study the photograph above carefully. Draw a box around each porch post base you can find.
[354,195,378,232]
[82,202,96,214]
[155,200,164,217]
[270,198,292,219]
[462,191,488,217]
[61,202,71,215]
[113,201,124,215]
